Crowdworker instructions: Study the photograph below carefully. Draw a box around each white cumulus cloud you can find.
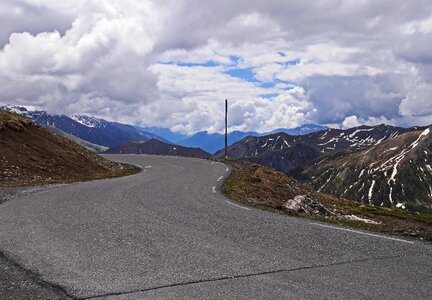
[0,0,431,133]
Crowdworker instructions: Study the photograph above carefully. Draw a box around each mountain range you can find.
[2,104,431,212]
[105,139,210,158]
[4,106,328,154]
[298,127,432,211]
[136,126,187,143]
[216,124,432,211]
[266,124,329,136]
[141,124,328,154]
[215,124,415,172]
[2,106,167,149]
[176,130,259,154]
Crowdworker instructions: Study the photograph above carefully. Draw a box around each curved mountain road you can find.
[0,155,431,299]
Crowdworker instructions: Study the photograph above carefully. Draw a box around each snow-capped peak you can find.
[1,105,39,116]
[71,115,105,128]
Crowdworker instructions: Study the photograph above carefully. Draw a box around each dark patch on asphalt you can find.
[86,253,432,299]
[0,249,73,300]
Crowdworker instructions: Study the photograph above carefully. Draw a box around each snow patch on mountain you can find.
[2,105,39,116]
[71,115,105,128]
[368,180,376,204]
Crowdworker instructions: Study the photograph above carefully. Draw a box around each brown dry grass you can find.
[0,109,140,188]
[223,159,432,241]
[0,110,31,131]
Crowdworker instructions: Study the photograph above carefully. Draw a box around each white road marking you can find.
[212,186,217,193]
[225,167,229,172]
[145,165,152,169]
[225,200,251,211]
[217,176,224,182]
[312,223,414,244]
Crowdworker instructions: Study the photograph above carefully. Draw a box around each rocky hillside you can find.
[215,124,415,173]
[299,127,432,211]
[105,139,210,158]
[0,109,136,188]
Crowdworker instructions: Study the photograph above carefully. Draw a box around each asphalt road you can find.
[0,155,431,299]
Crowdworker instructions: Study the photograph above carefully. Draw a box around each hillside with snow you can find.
[215,124,415,173]
[300,127,432,210]
[1,106,166,149]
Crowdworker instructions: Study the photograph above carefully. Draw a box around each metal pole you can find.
[225,99,228,159]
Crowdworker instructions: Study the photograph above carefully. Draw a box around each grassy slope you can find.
[223,160,432,242]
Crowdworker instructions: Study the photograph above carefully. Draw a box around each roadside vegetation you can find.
[223,160,432,242]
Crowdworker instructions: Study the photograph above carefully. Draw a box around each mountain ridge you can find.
[215,124,417,173]
[215,123,431,210]
[2,105,168,148]
[4,105,329,153]
[105,138,210,158]
[297,127,432,210]
[172,124,328,154]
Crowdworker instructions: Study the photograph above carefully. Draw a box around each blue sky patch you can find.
[260,82,276,88]
[229,55,241,64]
[259,93,279,99]
[280,58,301,67]
[159,61,220,67]
[224,67,258,82]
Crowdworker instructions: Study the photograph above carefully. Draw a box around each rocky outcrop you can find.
[283,195,335,216]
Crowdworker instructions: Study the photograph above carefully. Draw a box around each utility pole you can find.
[225,99,228,159]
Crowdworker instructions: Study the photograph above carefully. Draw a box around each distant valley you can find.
[141,124,327,154]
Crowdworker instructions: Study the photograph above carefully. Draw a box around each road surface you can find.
[0,155,431,299]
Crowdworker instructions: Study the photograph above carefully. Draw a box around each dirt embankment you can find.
[0,109,139,188]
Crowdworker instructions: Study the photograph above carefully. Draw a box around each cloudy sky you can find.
[1,0,431,133]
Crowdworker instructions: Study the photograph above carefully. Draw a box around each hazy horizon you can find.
[4,102,429,137]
